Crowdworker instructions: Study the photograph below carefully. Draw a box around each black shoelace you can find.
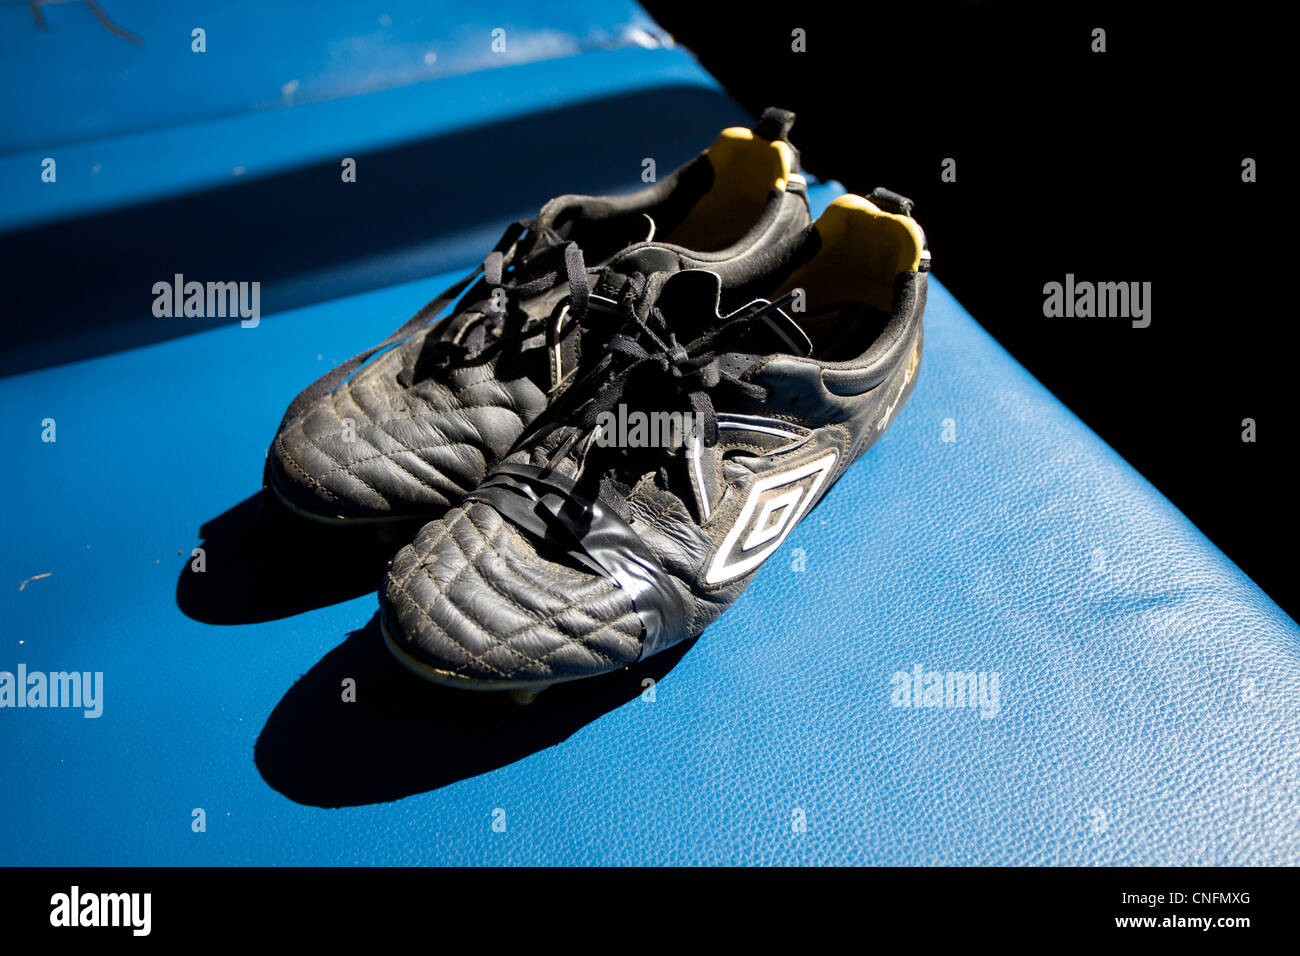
[277,218,595,431]
[541,281,799,488]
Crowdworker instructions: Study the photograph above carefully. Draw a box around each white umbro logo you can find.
[704,450,838,585]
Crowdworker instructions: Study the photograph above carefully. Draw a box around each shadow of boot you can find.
[255,612,694,807]
[177,490,424,625]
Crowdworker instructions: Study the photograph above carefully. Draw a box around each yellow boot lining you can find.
[661,128,794,252]
[777,194,922,309]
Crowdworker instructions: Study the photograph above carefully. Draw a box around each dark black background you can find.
[645,1,1291,618]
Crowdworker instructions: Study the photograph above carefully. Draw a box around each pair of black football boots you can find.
[266,108,929,696]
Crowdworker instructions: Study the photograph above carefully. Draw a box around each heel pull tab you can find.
[756,107,797,143]
[867,186,914,217]
[867,186,929,271]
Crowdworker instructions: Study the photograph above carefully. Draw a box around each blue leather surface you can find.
[0,0,681,231]
[1,16,742,375]
[3,5,1297,866]
[3,211,1297,862]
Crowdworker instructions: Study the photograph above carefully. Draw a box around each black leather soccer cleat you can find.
[380,191,929,689]
[266,108,809,523]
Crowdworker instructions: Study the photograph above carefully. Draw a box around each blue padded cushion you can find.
[4,255,1296,864]
[0,0,678,231]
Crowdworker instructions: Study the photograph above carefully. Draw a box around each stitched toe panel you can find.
[270,348,546,520]
[381,501,646,685]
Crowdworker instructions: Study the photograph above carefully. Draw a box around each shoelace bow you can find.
[278,218,594,431]
[542,281,793,478]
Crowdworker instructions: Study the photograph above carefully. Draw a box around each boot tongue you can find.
[653,270,814,357]
[594,244,683,298]
[651,269,729,343]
